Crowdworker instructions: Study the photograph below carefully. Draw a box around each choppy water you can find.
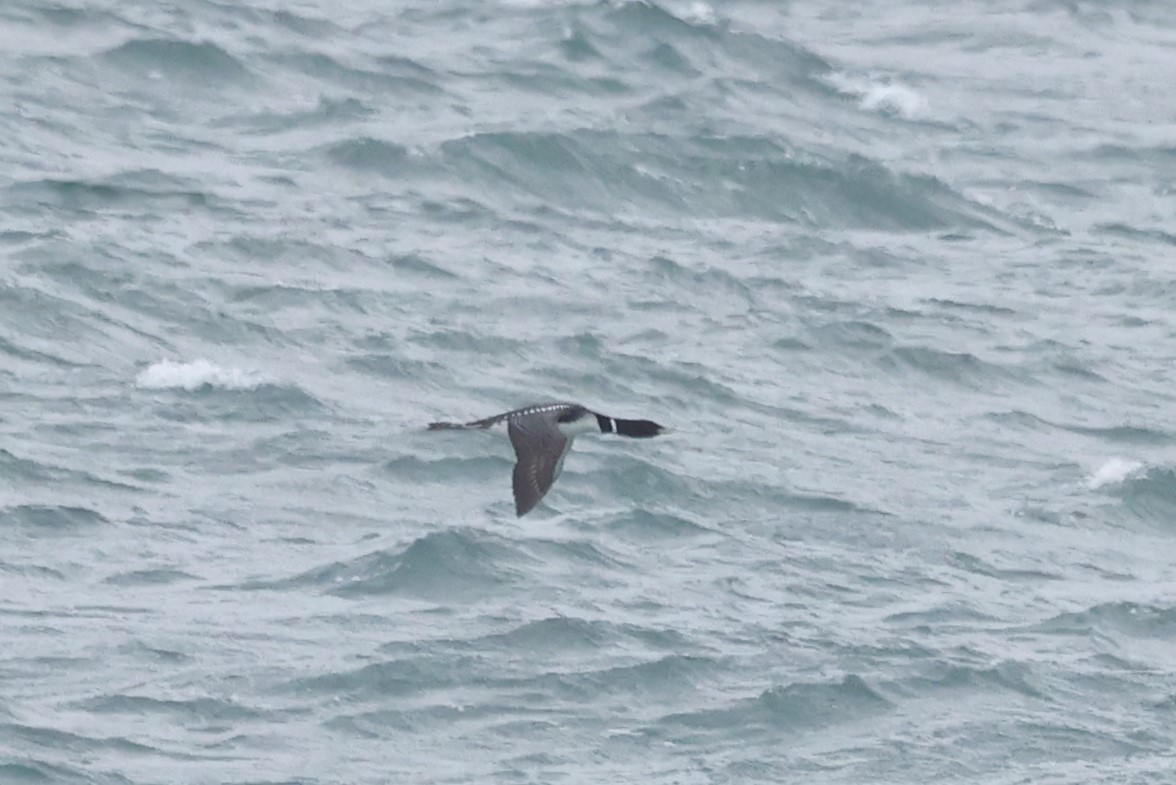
[4,1,1176,782]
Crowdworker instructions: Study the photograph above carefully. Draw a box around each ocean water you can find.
[3,0,1176,782]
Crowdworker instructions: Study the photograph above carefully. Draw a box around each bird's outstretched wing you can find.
[508,414,569,517]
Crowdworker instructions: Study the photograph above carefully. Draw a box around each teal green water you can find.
[3,1,1176,783]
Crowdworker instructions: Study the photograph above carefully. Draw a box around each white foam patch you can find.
[827,72,929,119]
[135,359,266,391]
[680,1,716,25]
[1088,458,1145,490]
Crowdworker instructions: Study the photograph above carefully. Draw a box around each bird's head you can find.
[617,419,671,438]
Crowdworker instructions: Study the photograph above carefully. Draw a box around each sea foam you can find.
[135,359,266,391]
[827,72,930,119]
[1088,457,1145,490]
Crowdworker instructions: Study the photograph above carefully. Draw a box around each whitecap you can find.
[827,72,930,120]
[134,359,266,391]
[1087,457,1145,490]
[680,1,716,25]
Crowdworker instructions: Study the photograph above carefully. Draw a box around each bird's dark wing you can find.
[508,414,568,517]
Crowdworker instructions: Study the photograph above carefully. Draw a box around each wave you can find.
[1034,601,1176,639]
[135,359,266,391]
[249,529,527,599]
[436,129,1015,231]
[0,760,95,785]
[76,693,260,723]
[0,334,86,370]
[101,568,198,586]
[4,177,216,221]
[1097,222,1176,247]
[892,660,1045,701]
[0,720,159,757]
[382,454,511,484]
[472,616,618,654]
[654,674,890,739]
[323,137,416,177]
[219,95,374,135]
[594,452,695,503]
[881,344,1026,388]
[985,413,1173,448]
[1102,466,1176,525]
[273,652,481,701]
[808,319,895,352]
[1063,423,1174,445]
[2,505,109,529]
[600,507,713,539]
[457,615,696,657]
[101,38,251,84]
[949,551,1063,582]
[0,448,140,494]
[135,360,326,423]
[262,52,442,96]
[582,0,830,87]
[345,353,442,381]
[825,71,931,119]
[565,654,718,698]
[1088,457,1145,489]
[0,559,66,580]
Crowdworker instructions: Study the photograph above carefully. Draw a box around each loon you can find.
[428,402,670,516]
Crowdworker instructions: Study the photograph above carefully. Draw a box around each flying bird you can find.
[428,402,670,516]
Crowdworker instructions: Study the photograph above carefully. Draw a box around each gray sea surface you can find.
[3,1,1176,783]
